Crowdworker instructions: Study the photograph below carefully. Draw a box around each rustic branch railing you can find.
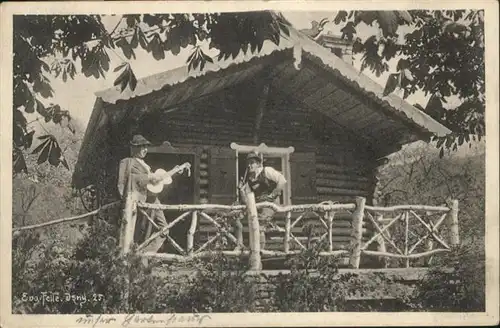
[132,193,356,269]
[361,199,459,268]
[12,200,121,236]
[123,194,459,270]
[14,193,457,271]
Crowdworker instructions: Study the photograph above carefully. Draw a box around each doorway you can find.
[144,152,195,254]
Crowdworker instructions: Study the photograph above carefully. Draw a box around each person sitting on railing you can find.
[239,151,287,249]
[117,134,168,254]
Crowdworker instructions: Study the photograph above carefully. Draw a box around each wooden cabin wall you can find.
[94,75,383,260]
[137,76,379,205]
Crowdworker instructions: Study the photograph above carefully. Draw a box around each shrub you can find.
[171,252,258,313]
[12,231,74,314]
[11,218,173,314]
[408,242,485,311]
[266,240,356,312]
[11,219,258,314]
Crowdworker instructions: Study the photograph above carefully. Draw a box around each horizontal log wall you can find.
[139,79,377,205]
[135,79,379,258]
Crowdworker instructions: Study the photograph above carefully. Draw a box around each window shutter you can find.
[290,152,317,204]
[209,147,237,205]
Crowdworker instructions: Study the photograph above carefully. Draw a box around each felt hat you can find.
[246,151,262,162]
[130,134,151,146]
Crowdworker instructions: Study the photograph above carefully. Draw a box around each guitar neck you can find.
[165,164,188,177]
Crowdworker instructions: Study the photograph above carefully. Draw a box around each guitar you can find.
[147,162,192,194]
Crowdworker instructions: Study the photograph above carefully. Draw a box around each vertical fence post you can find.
[404,211,410,268]
[118,193,137,313]
[235,216,244,249]
[187,211,198,256]
[447,199,460,247]
[374,213,388,268]
[327,210,334,252]
[349,197,366,269]
[245,192,262,271]
[284,211,291,253]
[119,193,137,255]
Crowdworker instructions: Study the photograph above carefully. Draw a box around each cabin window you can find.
[206,143,318,206]
[236,151,291,205]
[231,143,303,206]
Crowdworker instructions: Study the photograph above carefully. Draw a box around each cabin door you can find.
[146,152,195,205]
[145,150,197,254]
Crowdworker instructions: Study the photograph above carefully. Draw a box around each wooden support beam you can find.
[119,194,137,255]
[284,211,291,253]
[244,191,262,271]
[424,239,434,266]
[136,211,192,252]
[363,212,403,254]
[447,199,460,247]
[404,211,410,268]
[12,200,121,233]
[118,194,136,313]
[252,74,272,144]
[235,217,244,250]
[362,248,449,259]
[261,250,349,257]
[373,212,388,268]
[187,211,198,256]
[365,204,450,212]
[139,201,356,213]
[349,197,366,269]
[327,210,334,252]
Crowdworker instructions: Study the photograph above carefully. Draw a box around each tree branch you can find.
[109,16,124,36]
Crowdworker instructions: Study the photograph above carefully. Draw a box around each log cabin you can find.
[71,25,452,267]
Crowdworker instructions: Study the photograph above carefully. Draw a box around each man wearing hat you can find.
[239,150,287,249]
[117,134,168,255]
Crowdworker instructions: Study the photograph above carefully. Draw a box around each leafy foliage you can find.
[113,62,137,92]
[267,244,349,312]
[12,217,257,313]
[266,240,413,312]
[13,219,128,314]
[409,243,485,311]
[374,142,485,309]
[12,12,291,174]
[330,10,485,153]
[171,253,258,313]
[378,143,485,244]
[31,135,69,169]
